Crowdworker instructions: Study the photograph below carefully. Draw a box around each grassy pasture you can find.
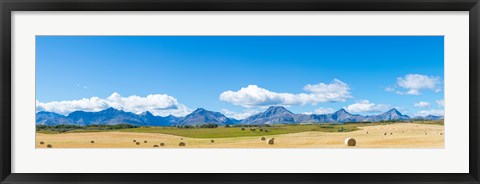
[36,120,443,139]
[36,123,445,148]
[412,120,444,125]
[113,124,363,138]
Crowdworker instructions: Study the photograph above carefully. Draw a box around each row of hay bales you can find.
[260,137,274,144]
[39,141,53,148]
[40,139,98,148]
[241,128,269,132]
[133,139,170,147]
[368,131,444,136]
[131,138,198,147]
[39,137,212,148]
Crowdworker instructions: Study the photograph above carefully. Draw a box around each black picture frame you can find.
[1,0,479,183]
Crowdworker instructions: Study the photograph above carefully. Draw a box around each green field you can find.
[412,120,444,125]
[113,124,363,138]
[36,120,444,138]
[36,123,379,138]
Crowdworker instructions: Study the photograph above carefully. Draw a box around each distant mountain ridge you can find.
[36,107,180,126]
[177,108,238,126]
[36,106,443,126]
[240,106,416,125]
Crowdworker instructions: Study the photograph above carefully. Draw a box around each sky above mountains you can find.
[36,36,444,118]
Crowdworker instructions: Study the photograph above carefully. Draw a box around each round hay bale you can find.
[179,142,186,146]
[267,138,274,145]
[390,133,393,135]
[91,140,95,143]
[47,144,52,148]
[384,132,387,135]
[136,142,140,145]
[260,137,266,141]
[439,132,443,135]
[133,140,136,142]
[366,131,368,134]
[144,140,147,143]
[160,143,165,146]
[424,132,427,135]
[40,141,44,145]
[153,145,159,147]
[211,139,214,143]
[345,138,356,146]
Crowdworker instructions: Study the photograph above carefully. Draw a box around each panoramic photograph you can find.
[35,36,444,148]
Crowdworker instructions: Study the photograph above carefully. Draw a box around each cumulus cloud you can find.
[414,101,431,108]
[221,109,259,120]
[402,89,421,95]
[314,107,336,114]
[390,74,442,95]
[344,100,391,114]
[76,84,89,89]
[414,109,444,117]
[36,92,192,117]
[302,107,336,115]
[385,87,395,92]
[436,99,445,107]
[219,79,351,107]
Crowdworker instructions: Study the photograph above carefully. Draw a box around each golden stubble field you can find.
[36,123,444,148]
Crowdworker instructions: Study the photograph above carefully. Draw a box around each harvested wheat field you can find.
[36,123,444,148]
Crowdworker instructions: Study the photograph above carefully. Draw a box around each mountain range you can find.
[36,106,443,126]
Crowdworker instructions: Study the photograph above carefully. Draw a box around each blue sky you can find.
[36,36,444,119]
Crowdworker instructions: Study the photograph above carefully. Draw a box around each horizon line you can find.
[36,106,443,120]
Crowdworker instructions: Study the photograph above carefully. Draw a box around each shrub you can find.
[36,124,138,133]
[199,124,218,128]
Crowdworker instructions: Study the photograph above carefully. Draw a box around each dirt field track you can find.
[36,123,444,148]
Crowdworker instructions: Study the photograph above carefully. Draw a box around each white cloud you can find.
[414,109,444,117]
[414,101,431,108]
[219,79,351,107]
[76,84,89,89]
[36,92,192,117]
[344,100,391,114]
[385,87,395,92]
[314,107,336,114]
[393,74,441,95]
[406,89,420,95]
[395,89,421,95]
[302,107,336,115]
[436,99,445,107]
[221,109,258,120]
